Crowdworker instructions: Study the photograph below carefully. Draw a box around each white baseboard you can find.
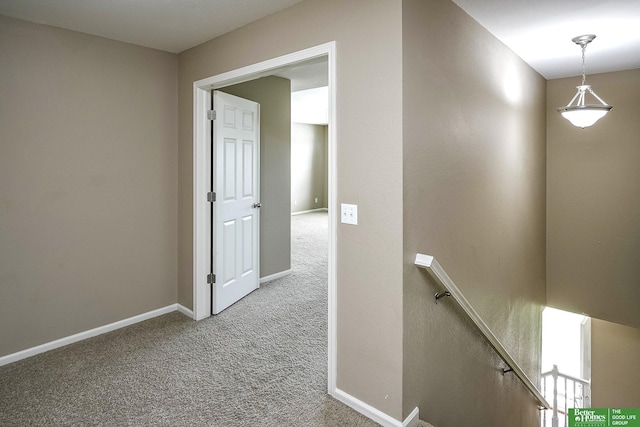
[0,301,421,427]
[0,304,182,367]
[403,407,421,427]
[176,303,194,319]
[331,387,420,427]
[260,268,293,284]
[291,208,328,216]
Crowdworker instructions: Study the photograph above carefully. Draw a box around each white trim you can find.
[326,41,338,399]
[259,268,292,284]
[291,208,328,216]
[332,388,420,427]
[192,41,338,399]
[193,43,335,91]
[193,85,212,321]
[403,407,421,427]
[176,303,194,319]
[0,305,179,367]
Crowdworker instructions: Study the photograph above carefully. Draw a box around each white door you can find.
[212,91,260,314]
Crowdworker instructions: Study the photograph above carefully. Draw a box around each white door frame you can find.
[192,41,337,393]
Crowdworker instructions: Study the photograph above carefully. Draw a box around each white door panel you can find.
[213,91,260,314]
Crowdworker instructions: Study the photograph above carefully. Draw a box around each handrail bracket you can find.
[435,291,451,303]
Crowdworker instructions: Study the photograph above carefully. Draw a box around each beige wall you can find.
[591,318,640,407]
[402,0,547,425]
[291,123,327,213]
[222,76,292,278]
[177,0,404,419]
[0,16,178,357]
[547,69,640,330]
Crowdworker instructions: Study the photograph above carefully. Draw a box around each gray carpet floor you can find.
[0,211,381,426]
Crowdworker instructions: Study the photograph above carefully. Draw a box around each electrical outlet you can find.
[315,197,318,203]
[341,203,358,225]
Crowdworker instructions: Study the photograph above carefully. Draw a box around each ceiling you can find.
[273,57,328,92]
[0,0,305,54]
[452,0,640,79]
[1,0,639,79]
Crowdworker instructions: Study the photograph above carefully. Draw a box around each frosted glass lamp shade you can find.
[557,85,612,128]
[559,107,610,128]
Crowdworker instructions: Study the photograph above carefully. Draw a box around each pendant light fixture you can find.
[557,34,612,128]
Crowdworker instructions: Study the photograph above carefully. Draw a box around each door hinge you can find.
[207,273,216,284]
[207,110,216,120]
[207,192,216,202]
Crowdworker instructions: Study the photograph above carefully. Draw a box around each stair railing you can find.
[415,253,551,410]
[541,364,591,427]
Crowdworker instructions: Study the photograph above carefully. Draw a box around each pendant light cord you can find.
[581,44,587,86]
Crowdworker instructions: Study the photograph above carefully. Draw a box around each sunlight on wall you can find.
[501,62,524,107]
[486,51,524,108]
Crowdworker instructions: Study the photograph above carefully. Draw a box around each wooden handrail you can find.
[415,253,551,409]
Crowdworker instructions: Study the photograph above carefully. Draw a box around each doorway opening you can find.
[291,86,328,216]
[287,77,330,346]
[192,42,337,393]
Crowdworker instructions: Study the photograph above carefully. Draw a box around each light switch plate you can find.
[341,203,358,225]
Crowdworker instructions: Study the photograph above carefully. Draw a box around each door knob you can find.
[253,202,262,208]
